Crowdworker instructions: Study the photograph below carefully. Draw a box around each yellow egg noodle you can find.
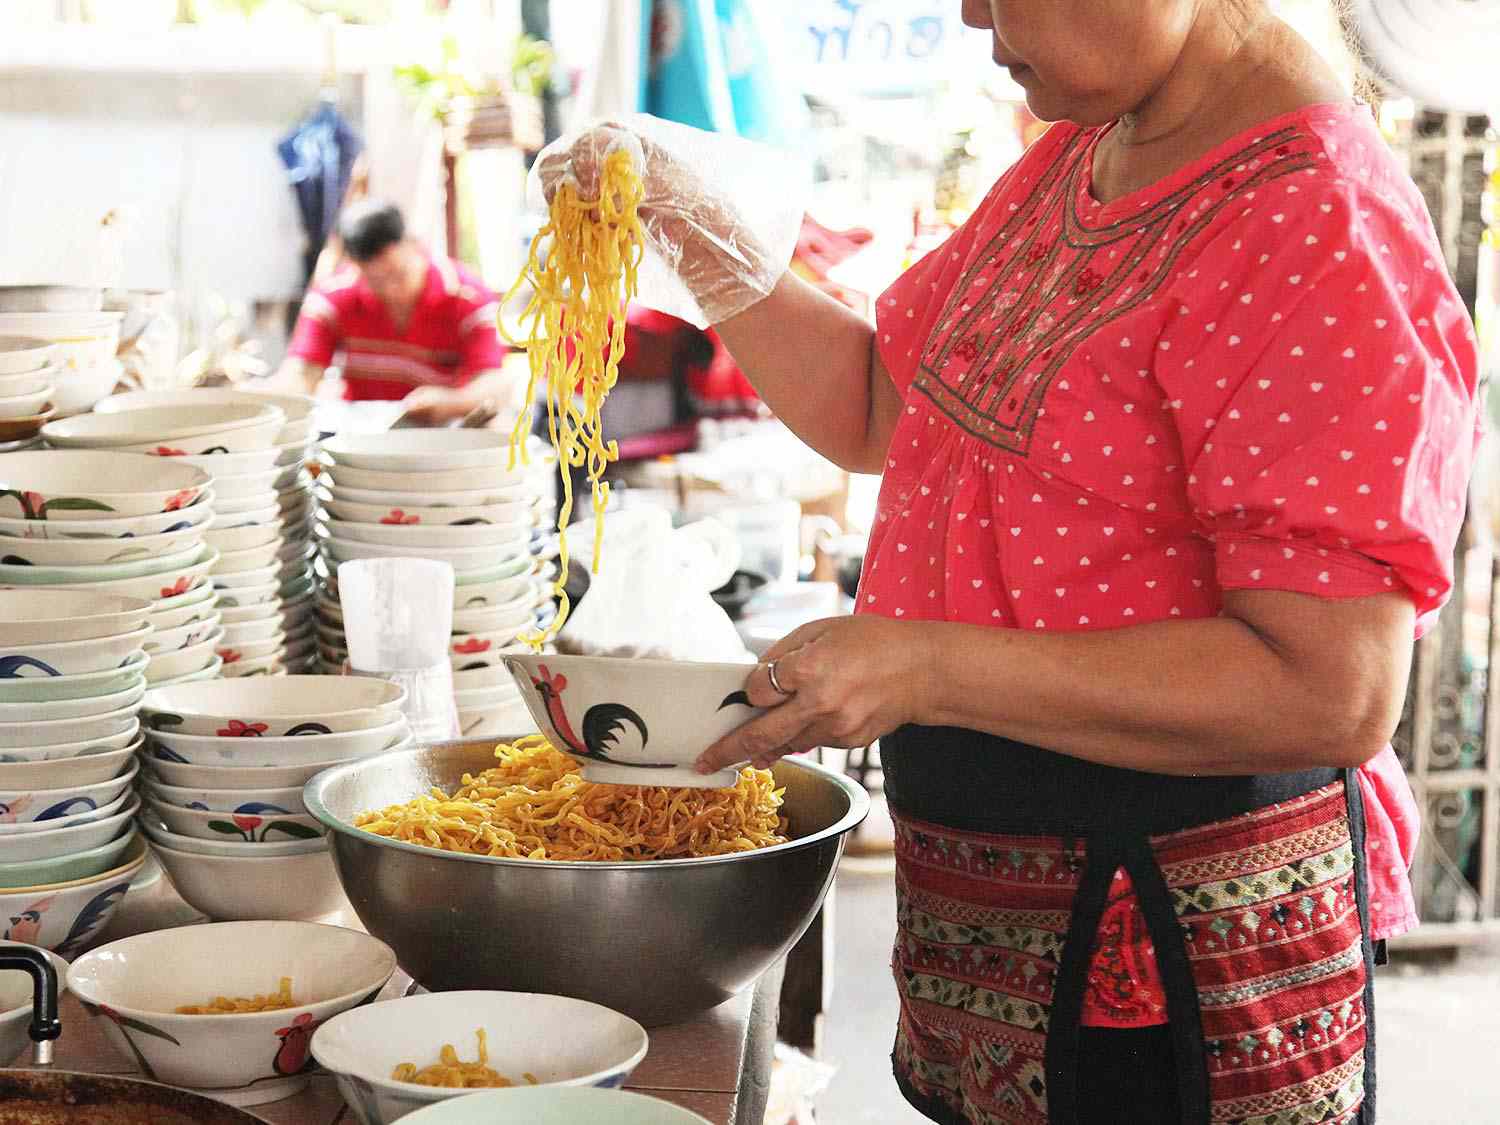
[355,736,788,862]
[391,1027,538,1089]
[502,146,645,645]
[175,977,297,1015]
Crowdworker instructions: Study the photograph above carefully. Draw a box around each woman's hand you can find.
[694,616,937,775]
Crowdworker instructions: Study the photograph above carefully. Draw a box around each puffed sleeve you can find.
[1155,180,1482,634]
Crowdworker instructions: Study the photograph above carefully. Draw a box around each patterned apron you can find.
[882,725,1377,1125]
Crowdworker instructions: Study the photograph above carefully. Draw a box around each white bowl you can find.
[0,760,137,825]
[67,921,397,1105]
[143,778,304,815]
[0,788,131,835]
[0,496,213,542]
[0,702,139,750]
[215,491,278,516]
[327,483,532,511]
[0,798,139,862]
[275,439,314,470]
[210,503,279,530]
[213,579,279,607]
[42,403,284,455]
[149,717,409,767]
[139,815,327,859]
[452,571,541,611]
[0,450,209,521]
[0,835,144,956]
[0,830,138,891]
[0,681,144,724]
[321,497,535,529]
[0,369,54,398]
[141,655,222,691]
[501,654,761,789]
[142,676,404,739]
[213,468,281,503]
[0,624,152,679]
[0,314,121,385]
[449,628,530,669]
[451,664,519,693]
[0,745,136,791]
[144,612,221,656]
[146,796,322,843]
[145,630,222,684]
[95,389,314,446]
[219,616,283,646]
[0,337,55,376]
[0,287,101,313]
[204,521,281,555]
[181,448,281,478]
[221,655,286,679]
[216,629,283,658]
[145,755,354,790]
[47,548,218,603]
[211,540,283,576]
[275,463,313,491]
[321,462,533,497]
[322,430,520,475]
[0,539,205,587]
[399,1089,710,1125]
[0,386,52,420]
[0,944,69,1064]
[321,536,529,574]
[312,991,649,1125]
[51,358,124,417]
[148,584,219,633]
[0,727,141,764]
[0,525,202,567]
[147,840,349,924]
[324,519,532,550]
[0,589,151,645]
[218,600,280,626]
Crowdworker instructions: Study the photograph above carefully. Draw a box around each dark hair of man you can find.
[339,201,406,262]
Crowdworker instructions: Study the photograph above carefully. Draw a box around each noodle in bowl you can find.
[304,740,868,1026]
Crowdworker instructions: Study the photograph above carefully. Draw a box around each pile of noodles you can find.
[354,736,788,862]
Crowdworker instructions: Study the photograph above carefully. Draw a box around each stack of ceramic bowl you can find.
[0,310,123,418]
[135,677,408,921]
[93,389,320,674]
[0,450,224,686]
[0,337,59,452]
[312,430,553,735]
[0,589,149,955]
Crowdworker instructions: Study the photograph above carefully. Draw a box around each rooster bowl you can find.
[500,654,760,789]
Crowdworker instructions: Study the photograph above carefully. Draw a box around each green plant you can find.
[394,32,553,122]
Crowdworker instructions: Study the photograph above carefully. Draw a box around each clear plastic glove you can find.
[530,114,807,330]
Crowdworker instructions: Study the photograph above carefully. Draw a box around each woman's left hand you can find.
[694,615,936,775]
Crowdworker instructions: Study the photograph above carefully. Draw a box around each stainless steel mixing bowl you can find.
[304,740,869,1026]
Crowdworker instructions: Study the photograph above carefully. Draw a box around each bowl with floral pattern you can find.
[142,777,304,816]
[142,832,347,923]
[324,519,532,551]
[43,402,284,456]
[0,451,209,521]
[0,541,205,587]
[0,759,137,827]
[148,583,219,633]
[0,525,203,567]
[145,630,223,685]
[138,814,325,859]
[0,652,148,704]
[220,654,286,680]
[0,730,141,767]
[45,548,219,604]
[142,676,404,742]
[144,796,323,844]
[0,625,152,681]
[0,788,132,836]
[96,389,313,446]
[67,920,397,1107]
[148,717,410,767]
[0,796,138,863]
[311,990,649,1125]
[0,744,135,792]
[0,703,137,751]
[144,756,352,792]
[0,832,145,952]
[0,493,214,542]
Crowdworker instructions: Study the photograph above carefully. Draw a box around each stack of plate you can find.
[135,677,409,921]
[94,390,319,674]
[0,337,59,450]
[311,430,554,735]
[0,451,222,685]
[0,311,123,418]
[0,589,148,953]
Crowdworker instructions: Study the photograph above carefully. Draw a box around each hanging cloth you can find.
[276,101,364,286]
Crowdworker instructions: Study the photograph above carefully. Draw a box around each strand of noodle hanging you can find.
[500,147,645,647]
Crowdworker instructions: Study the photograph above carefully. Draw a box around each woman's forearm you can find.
[714,272,901,473]
[910,596,1411,776]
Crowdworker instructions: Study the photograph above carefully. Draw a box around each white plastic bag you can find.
[529,113,808,329]
[557,506,752,663]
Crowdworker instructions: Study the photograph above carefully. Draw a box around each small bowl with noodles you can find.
[304,736,869,1026]
[66,921,397,1107]
[311,990,649,1124]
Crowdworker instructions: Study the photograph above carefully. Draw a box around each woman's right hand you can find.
[533,121,786,327]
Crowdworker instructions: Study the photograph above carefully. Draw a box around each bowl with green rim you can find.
[0,527,202,567]
[0,542,205,586]
[147,655,224,691]
[0,682,145,724]
[46,549,218,603]
[0,828,138,890]
[0,493,214,541]
[0,655,147,704]
[0,731,141,766]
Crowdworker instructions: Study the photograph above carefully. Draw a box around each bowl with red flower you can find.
[142,676,407,739]
[66,920,397,1107]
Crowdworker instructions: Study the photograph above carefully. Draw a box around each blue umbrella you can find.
[276,99,364,280]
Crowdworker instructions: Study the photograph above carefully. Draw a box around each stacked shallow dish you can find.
[136,676,409,921]
[0,337,59,451]
[0,589,149,957]
[313,430,554,736]
[0,310,123,418]
[94,390,319,674]
[0,450,222,685]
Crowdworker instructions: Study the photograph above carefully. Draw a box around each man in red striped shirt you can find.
[274,200,519,426]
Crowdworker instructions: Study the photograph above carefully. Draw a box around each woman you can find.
[545,2,1481,1121]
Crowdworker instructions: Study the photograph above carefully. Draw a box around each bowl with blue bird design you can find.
[0,833,145,954]
[0,758,137,827]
